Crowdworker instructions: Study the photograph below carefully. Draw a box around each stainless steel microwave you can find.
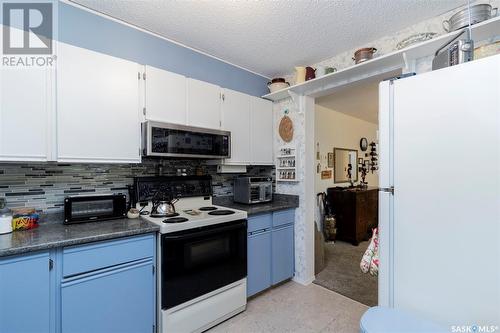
[142,121,231,159]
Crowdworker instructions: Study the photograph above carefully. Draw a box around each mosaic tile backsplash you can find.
[0,159,274,213]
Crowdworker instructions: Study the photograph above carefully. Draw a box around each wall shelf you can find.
[262,15,500,102]
[276,147,298,182]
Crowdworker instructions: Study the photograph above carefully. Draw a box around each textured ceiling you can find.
[70,0,462,78]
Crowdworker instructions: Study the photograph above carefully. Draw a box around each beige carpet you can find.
[314,241,378,306]
[208,281,368,333]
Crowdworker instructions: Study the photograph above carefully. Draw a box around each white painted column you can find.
[297,94,316,285]
[272,93,317,285]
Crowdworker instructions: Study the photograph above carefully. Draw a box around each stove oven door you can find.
[161,220,247,310]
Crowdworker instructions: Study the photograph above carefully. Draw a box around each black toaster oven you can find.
[64,194,127,224]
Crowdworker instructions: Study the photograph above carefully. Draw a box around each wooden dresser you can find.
[326,187,378,245]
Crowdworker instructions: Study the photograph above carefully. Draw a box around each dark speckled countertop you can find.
[1,194,298,258]
[213,193,299,216]
[0,216,159,258]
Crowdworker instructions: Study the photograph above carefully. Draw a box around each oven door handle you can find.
[162,221,247,240]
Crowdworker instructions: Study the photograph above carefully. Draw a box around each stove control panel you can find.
[133,176,212,203]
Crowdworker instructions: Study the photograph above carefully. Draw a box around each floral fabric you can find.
[360,228,379,277]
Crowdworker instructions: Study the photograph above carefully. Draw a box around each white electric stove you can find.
[138,196,248,234]
[133,176,248,333]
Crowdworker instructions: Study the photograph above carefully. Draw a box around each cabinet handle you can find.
[49,259,54,271]
[61,258,153,286]
[249,228,269,235]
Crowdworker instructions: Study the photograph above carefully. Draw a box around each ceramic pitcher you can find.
[305,67,316,81]
[316,65,326,77]
[294,67,306,84]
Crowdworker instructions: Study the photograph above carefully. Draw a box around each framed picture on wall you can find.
[327,152,334,168]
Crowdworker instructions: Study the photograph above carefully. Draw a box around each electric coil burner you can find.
[151,212,179,218]
[208,210,235,216]
[163,217,189,223]
[199,206,218,211]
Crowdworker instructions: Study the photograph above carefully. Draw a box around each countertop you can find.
[0,194,299,257]
[213,193,299,216]
[0,216,159,258]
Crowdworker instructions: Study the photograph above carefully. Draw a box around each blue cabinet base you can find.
[0,251,52,333]
[247,209,295,297]
[0,234,156,333]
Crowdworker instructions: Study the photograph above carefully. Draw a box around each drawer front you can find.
[63,234,155,277]
[272,209,295,228]
[247,213,272,234]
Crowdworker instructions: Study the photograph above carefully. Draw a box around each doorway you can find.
[311,70,400,306]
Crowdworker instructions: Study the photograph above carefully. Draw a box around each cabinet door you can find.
[0,67,53,161]
[221,89,250,164]
[144,65,186,124]
[61,259,155,333]
[0,251,51,333]
[271,225,294,284]
[56,43,141,163]
[187,78,221,129]
[247,231,272,297]
[250,97,273,164]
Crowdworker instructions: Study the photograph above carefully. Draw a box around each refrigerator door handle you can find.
[379,187,394,194]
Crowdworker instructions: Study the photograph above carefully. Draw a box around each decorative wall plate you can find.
[279,115,294,142]
[360,137,368,151]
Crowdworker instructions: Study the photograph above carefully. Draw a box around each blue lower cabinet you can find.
[271,225,295,285]
[0,234,156,333]
[61,258,155,333]
[247,230,272,297]
[0,251,52,333]
[247,209,295,297]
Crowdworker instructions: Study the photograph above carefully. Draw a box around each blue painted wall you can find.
[58,2,268,96]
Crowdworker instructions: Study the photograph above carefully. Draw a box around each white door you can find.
[144,65,186,124]
[377,80,392,308]
[250,97,273,165]
[389,55,500,326]
[56,43,141,163]
[187,78,221,129]
[221,89,250,164]
[0,67,54,161]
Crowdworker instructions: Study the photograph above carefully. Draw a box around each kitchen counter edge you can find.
[0,217,159,258]
[213,193,299,216]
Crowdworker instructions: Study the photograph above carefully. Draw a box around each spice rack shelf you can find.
[276,147,299,182]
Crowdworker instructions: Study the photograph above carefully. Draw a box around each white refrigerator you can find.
[378,54,500,327]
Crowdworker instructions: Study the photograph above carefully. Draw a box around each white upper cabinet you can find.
[187,78,221,129]
[143,65,187,124]
[0,67,54,161]
[221,89,251,164]
[250,97,273,165]
[56,43,141,163]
